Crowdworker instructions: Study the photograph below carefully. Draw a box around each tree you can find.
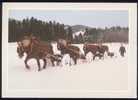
[67,26,73,42]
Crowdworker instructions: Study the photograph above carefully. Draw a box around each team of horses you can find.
[17,35,114,71]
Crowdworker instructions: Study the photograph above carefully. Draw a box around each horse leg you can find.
[36,59,41,71]
[68,57,71,66]
[74,59,77,65]
[99,54,102,60]
[24,56,30,69]
[73,57,77,65]
[100,56,102,60]
[93,55,96,60]
[69,59,72,66]
[84,52,87,57]
[43,59,47,69]
[56,61,59,66]
[102,55,104,60]
[57,60,61,66]
[51,58,55,67]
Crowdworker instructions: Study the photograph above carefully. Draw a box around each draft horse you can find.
[83,43,109,60]
[57,39,86,65]
[17,36,55,71]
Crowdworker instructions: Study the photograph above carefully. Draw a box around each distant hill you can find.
[71,25,91,33]
[65,25,91,33]
[72,30,86,38]
[65,25,91,38]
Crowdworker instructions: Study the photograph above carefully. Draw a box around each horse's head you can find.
[17,36,32,58]
[57,39,66,50]
[58,39,67,46]
[17,42,25,58]
[22,36,32,47]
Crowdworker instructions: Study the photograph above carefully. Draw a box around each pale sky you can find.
[9,10,128,28]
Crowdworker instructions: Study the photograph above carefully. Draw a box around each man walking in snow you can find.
[119,43,126,57]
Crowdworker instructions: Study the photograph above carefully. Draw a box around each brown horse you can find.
[83,43,109,60]
[17,36,56,71]
[98,45,109,55]
[83,44,99,56]
[57,39,86,65]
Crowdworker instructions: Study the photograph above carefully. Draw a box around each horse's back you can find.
[68,45,80,52]
[33,40,53,54]
[84,44,99,53]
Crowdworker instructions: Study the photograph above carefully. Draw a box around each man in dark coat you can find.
[119,44,126,57]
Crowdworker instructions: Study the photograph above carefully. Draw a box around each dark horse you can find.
[57,39,86,65]
[83,43,109,60]
[17,36,56,71]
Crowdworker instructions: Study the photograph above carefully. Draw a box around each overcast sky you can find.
[9,10,128,28]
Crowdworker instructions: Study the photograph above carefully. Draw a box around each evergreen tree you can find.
[67,26,73,41]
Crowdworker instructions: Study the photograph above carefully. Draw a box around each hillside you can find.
[71,25,91,33]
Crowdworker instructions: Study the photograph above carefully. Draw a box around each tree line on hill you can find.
[76,26,128,43]
[9,17,128,43]
[9,17,73,42]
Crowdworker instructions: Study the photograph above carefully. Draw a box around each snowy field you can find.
[7,42,129,96]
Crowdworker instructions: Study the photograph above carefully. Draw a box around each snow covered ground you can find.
[7,42,129,96]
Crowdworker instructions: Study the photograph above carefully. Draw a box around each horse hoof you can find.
[38,69,41,71]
